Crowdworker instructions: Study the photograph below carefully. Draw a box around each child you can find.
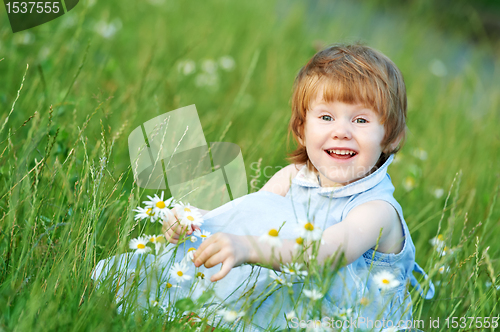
[95,43,434,331]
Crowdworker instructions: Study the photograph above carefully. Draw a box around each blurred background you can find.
[1,0,499,329]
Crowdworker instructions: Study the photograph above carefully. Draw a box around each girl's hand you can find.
[162,207,200,244]
[193,233,250,282]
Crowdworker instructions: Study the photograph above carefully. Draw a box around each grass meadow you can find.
[1,0,499,330]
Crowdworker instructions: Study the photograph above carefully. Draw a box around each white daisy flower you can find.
[294,237,304,250]
[133,206,157,223]
[303,288,323,301]
[177,59,196,75]
[333,307,353,320]
[259,228,282,248]
[429,234,445,247]
[170,262,192,283]
[373,270,400,290]
[183,247,197,264]
[412,148,428,161]
[193,229,211,242]
[403,176,415,192]
[177,206,204,227]
[190,236,198,243]
[216,309,244,323]
[296,220,322,242]
[147,234,166,254]
[285,311,296,321]
[201,59,218,74]
[144,192,174,219]
[176,202,197,215]
[282,263,308,280]
[438,265,450,274]
[429,234,452,256]
[179,210,204,227]
[164,282,180,290]
[269,271,292,286]
[433,188,444,199]
[219,55,235,71]
[147,234,166,244]
[129,236,151,254]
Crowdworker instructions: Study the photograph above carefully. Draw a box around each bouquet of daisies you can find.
[130,192,211,256]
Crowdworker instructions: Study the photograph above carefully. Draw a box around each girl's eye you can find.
[321,115,333,121]
[354,118,367,124]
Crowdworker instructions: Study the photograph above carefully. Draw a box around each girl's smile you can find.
[303,93,386,187]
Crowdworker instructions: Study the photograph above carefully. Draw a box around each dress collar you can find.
[292,154,394,198]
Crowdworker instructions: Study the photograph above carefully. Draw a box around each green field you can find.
[1,0,499,331]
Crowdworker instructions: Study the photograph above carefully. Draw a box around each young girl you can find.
[94,44,433,331]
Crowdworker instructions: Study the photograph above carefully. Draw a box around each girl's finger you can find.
[164,229,179,244]
[194,242,221,267]
[196,233,217,253]
[203,251,227,269]
[211,256,235,282]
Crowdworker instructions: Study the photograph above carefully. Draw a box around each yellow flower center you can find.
[137,244,145,249]
[149,237,155,242]
[382,278,390,284]
[360,297,370,306]
[184,207,191,212]
[187,215,194,221]
[156,201,166,209]
[177,271,183,277]
[146,208,154,216]
[295,237,304,245]
[289,269,295,273]
[166,282,172,289]
[201,235,206,238]
[188,247,196,252]
[268,229,279,237]
[196,272,205,279]
[437,234,444,241]
[304,223,314,231]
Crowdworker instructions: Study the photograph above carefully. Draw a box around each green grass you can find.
[1,0,499,330]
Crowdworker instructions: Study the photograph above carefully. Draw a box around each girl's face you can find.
[302,92,386,187]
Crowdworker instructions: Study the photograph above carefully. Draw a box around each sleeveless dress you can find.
[92,155,434,331]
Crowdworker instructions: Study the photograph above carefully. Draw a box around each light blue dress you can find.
[92,155,434,331]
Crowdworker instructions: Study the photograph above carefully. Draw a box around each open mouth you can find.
[325,149,357,159]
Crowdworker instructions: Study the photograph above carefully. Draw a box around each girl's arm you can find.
[193,200,403,281]
[259,164,303,197]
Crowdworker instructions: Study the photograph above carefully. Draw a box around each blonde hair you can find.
[288,43,407,170]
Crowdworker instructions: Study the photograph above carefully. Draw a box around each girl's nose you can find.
[330,121,352,140]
